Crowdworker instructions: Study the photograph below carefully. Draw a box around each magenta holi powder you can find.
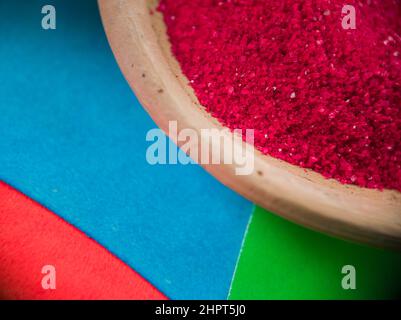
[158,0,401,192]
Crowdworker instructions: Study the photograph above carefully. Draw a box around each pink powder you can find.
[159,0,401,192]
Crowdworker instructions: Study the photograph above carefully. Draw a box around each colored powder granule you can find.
[158,0,401,192]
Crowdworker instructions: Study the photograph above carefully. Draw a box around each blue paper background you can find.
[0,0,252,299]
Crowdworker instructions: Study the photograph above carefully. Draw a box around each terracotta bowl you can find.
[98,0,401,250]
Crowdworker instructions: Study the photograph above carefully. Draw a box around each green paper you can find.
[229,206,401,300]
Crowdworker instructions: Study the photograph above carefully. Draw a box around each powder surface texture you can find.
[159,0,401,192]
